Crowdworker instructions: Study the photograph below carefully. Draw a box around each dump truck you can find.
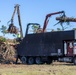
[15,11,76,65]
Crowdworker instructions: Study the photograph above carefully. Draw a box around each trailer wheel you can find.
[28,57,34,65]
[20,56,27,64]
[73,57,76,65]
[46,60,52,64]
[35,57,42,64]
[46,58,52,64]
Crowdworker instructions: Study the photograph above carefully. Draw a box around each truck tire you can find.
[35,57,42,64]
[73,57,76,65]
[46,57,52,64]
[28,57,34,65]
[46,60,52,64]
[20,56,27,64]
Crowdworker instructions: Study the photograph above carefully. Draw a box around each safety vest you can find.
[17,33,21,38]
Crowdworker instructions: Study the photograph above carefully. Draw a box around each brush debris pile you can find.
[0,37,16,64]
[0,42,16,64]
[7,24,18,34]
[56,17,76,22]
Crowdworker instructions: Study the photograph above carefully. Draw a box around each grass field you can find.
[0,62,76,75]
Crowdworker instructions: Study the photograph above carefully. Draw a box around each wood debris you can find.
[56,17,76,22]
[7,24,18,34]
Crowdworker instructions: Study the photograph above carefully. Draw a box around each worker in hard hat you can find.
[16,32,21,42]
[17,32,21,38]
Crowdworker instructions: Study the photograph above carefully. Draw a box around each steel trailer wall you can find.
[17,30,75,57]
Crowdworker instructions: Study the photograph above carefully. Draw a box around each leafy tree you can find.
[32,25,40,33]
[57,28,61,31]
[73,28,76,30]
[0,25,7,36]
[0,36,6,42]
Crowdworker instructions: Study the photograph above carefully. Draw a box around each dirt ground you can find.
[0,62,76,75]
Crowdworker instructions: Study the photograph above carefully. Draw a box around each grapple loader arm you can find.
[42,11,65,32]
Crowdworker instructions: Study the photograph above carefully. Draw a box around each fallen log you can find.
[56,17,76,22]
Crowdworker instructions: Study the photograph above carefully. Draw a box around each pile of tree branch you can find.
[0,42,16,64]
[7,24,18,34]
[0,37,16,64]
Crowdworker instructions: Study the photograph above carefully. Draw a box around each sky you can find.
[0,0,76,39]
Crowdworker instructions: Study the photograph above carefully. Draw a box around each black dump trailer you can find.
[17,29,76,65]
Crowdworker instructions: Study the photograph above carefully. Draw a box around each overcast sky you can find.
[0,0,76,39]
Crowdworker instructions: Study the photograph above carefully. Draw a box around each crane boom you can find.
[42,11,65,32]
[11,5,17,23]
[8,4,23,39]
[17,5,23,39]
